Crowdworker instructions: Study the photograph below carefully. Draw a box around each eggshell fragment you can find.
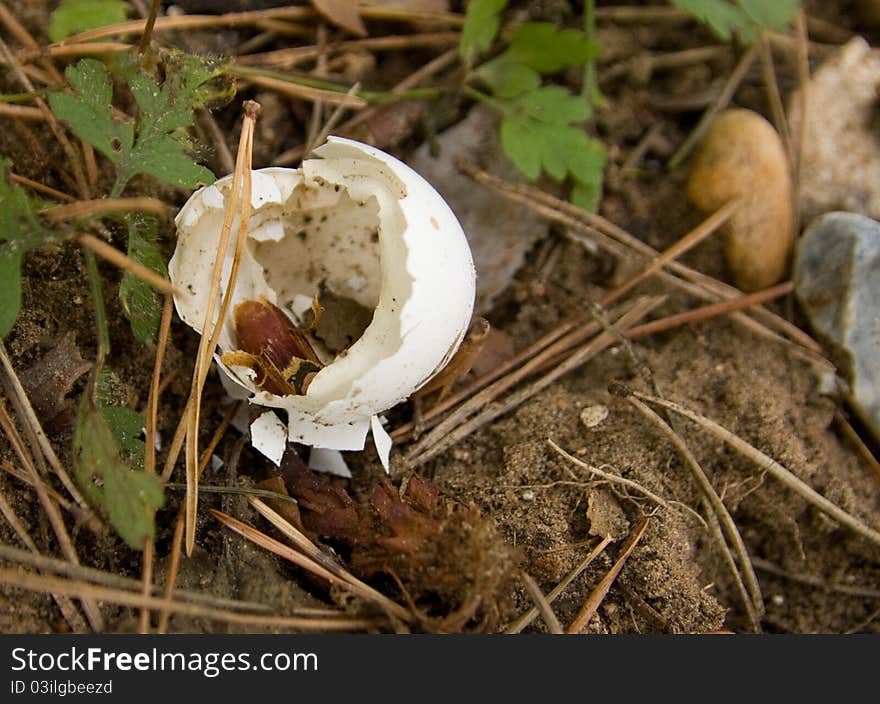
[687,109,794,292]
[250,411,287,466]
[170,137,476,456]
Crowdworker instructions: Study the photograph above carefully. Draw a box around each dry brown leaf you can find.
[311,0,368,37]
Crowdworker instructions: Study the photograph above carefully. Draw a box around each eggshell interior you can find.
[170,137,476,450]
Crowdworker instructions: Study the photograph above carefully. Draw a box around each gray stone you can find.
[795,212,880,438]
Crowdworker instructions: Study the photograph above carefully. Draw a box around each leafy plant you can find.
[461,1,606,210]
[120,215,166,344]
[74,387,162,550]
[48,50,232,341]
[0,161,62,337]
[48,52,229,196]
[669,0,799,42]
[49,0,128,42]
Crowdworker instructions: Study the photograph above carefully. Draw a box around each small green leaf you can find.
[736,0,799,32]
[0,247,23,338]
[101,405,146,470]
[128,137,215,189]
[460,0,508,61]
[669,0,798,43]
[476,59,540,98]
[502,23,598,73]
[0,159,62,337]
[119,215,165,344]
[48,59,134,162]
[74,390,163,550]
[49,0,128,42]
[571,178,602,213]
[569,138,606,212]
[500,86,590,126]
[49,54,224,193]
[499,118,542,180]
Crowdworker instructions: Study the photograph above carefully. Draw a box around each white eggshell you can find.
[170,137,476,453]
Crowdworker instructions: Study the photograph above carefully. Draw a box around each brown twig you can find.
[505,536,612,634]
[137,293,173,634]
[455,158,828,363]
[406,297,663,468]
[77,233,178,297]
[0,399,103,630]
[601,198,741,306]
[0,567,374,631]
[41,197,170,221]
[9,173,76,202]
[519,572,564,634]
[567,518,650,633]
[184,102,258,555]
[668,44,758,170]
[626,397,764,632]
[0,486,88,633]
[211,508,411,622]
[623,389,880,549]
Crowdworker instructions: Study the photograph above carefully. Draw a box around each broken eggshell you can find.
[170,137,476,468]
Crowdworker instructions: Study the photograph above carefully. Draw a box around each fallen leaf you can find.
[311,0,367,36]
[21,332,92,429]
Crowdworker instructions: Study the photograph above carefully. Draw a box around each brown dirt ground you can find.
[1,0,880,634]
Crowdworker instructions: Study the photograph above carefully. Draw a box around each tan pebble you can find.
[580,404,609,429]
[687,108,793,292]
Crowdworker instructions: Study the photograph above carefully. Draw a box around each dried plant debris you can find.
[20,331,91,431]
[278,452,519,632]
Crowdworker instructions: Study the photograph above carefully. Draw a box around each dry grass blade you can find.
[407,296,664,467]
[626,397,764,632]
[9,172,76,202]
[750,557,880,599]
[41,197,170,221]
[668,44,758,170]
[625,282,794,340]
[1,460,102,532]
[626,389,880,549]
[78,233,178,296]
[519,571,563,634]
[184,102,258,555]
[455,158,827,364]
[211,508,411,623]
[547,439,703,525]
[247,497,412,620]
[237,33,460,68]
[0,566,373,631]
[0,541,278,612]
[138,293,173,634]
[391,321,577,443]
[233,72,367,107]
[0,399,103,630]
[0,487,88,632]
[0,103,44,120]
[567,518,649,633]
[601,197,741,306]
[505,536,612,634]
[51,7,315,45]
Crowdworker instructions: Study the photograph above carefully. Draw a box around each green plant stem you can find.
[230,64,442,104]
[84,249,110,365]
[0,89,52,104]
[582,0,597,102]
[462,84,508,114]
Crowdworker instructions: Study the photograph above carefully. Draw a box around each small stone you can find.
[789,38,880,223]
[580,404,609,429]
[687,108,793,292]
[794,212,880,439]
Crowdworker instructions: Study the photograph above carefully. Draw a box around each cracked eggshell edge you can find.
[170,137,475,453]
